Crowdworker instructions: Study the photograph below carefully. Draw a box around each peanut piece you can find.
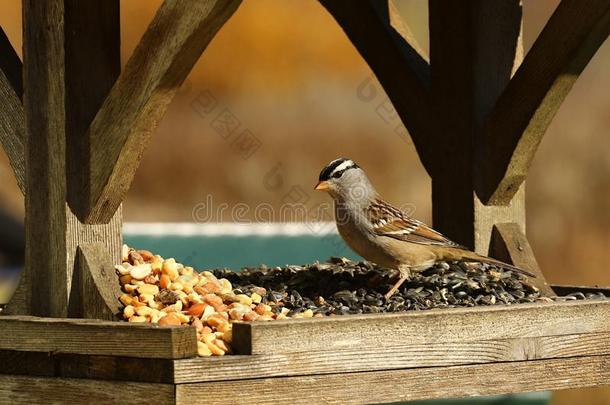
[158,313,181,326]
[197,341,212,356]
[138,284,159,296]
[129,264,152,280]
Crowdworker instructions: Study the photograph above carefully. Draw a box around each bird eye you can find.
[331,171,342,179]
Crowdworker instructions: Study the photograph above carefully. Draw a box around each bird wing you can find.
[366,199,466,248]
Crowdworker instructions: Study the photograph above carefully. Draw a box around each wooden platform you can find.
[2,288,610,404]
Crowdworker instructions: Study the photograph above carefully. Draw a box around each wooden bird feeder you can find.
[1,0,609,403]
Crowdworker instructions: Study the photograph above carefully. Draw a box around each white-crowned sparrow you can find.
[314,158,534,299]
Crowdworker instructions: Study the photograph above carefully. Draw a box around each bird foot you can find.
[384,274,409,300]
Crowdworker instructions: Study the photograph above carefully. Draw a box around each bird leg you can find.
[384,269,410,300]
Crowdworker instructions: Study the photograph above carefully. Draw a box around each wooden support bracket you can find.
[73,243,123,321]
[490,222,554,297]
[0,28,26,195]
[319,0,436,173]
[0,28,22,98]
[84,0,242,224]
[479,0,610,204]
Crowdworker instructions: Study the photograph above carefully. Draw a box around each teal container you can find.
[124,223,551,405]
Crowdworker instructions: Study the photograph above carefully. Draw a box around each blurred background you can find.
[0,1,608,404]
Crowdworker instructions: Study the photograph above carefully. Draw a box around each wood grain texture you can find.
[18,0,123,318]
[428,0,524,252]
[233,299,610,355]
[0,350,55,378]
[22,0,69,317]
[490,222,554,296]
[0,374,175,405]
[85,0,242,224]
[0,28,22,98]
[479,0,610,204]
[56,353,175,383]
[0,316,197,359]
[1,322,610,384]
[64,0,120,220]
[473,184,526,256]
[6,206,122,317]
[66,208,123,317]
[0,350,174,383]
[173,331,610,384]
[75,243,123,321]
[176,355,610,404]
[0,29,26,195]
[2,269,30,316]
[319,0,435,173]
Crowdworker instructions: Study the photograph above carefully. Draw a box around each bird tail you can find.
[456,250,536,278]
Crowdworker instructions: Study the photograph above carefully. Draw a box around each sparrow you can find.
[314,158,534,300]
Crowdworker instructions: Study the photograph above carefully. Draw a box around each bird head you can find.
[315,158,376,202]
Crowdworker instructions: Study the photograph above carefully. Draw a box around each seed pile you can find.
[215,258,545,315]
[118,246,607,357]
[217,259,606,316]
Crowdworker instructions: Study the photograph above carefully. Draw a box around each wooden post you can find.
[4,0,242,317]
[428,0,524,252]
[321,0,527,254]
[322,0,609,288]
[6,0,122,317]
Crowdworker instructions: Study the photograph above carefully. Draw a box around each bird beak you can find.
[314,180,329,191]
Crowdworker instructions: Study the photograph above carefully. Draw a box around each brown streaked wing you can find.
[368,200,465,248]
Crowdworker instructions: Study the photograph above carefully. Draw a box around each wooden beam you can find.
[12,0,123,318]
[428,0,523,251]
[56,353,175,383]
[0,28,26,195]
[175,331,610,384]
[0,350,55,378]
[490,223,555,297]
[64,0,121,220]
[0,375,175,404]
[0,28,23,97]
[479,0,610,204]
[0,350,176,383]
[318,0,436,172]
[22,0,68,317]
[84,0,242,224]
[1,355,609,404]
[552,285,610,296]
[177,355,610,404]
[1,328,610,384]
[0,316,197,359]
[74,243,123,321]
[233,299,610,355]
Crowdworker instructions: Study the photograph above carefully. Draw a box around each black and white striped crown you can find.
[319,158,359,181]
